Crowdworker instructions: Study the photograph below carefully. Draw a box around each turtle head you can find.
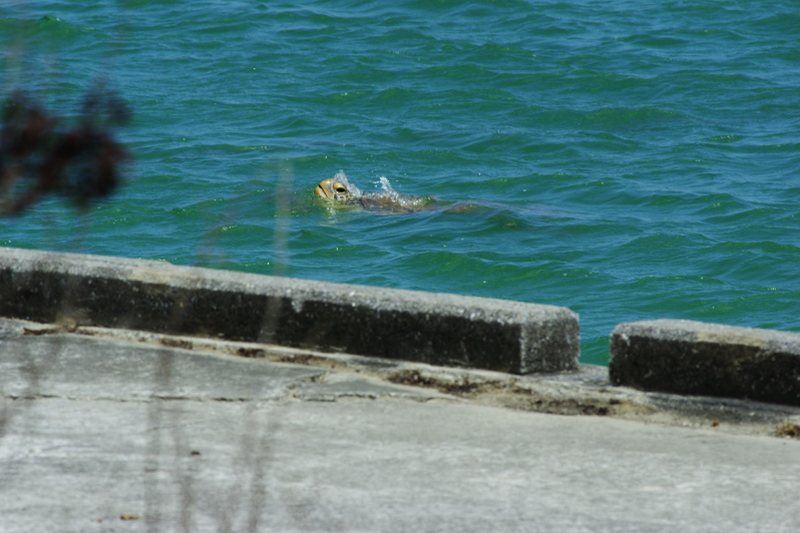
[314,179,353,203]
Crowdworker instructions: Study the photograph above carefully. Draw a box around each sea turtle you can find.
[313,172,561,221]
[314,178,354,203]
[314,172,435,214]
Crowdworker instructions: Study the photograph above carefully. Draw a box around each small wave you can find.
[35,14,95,38]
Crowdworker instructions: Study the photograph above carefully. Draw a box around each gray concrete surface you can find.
[0,246,578,374]
[610,319,800,407]
[2,318,800,532]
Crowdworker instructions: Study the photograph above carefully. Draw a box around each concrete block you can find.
[0,247,579,373]
[610,319,800,406]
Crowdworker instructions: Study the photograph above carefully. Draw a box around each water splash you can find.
[332,170,363,197]
[377,176,395,194]
[329,171,433,211]
[376,175,431,209]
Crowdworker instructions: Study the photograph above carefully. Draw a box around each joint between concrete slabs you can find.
[7,318,800,436]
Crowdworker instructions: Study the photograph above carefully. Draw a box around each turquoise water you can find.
[2,2,799,365]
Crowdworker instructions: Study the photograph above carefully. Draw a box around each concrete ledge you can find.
[610,319,800,406]
[0,247,579,374]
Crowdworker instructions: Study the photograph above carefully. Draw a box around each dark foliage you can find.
[0,88,131,214]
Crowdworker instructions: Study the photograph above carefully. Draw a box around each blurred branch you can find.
[0,86,131,215]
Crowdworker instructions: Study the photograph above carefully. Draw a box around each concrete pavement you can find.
[2,318,800,532]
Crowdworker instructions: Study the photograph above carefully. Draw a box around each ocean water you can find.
[1,1,798,365]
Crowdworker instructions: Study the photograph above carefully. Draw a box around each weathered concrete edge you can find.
[0,247,579,374]
[7,318,800,437]
[609,319,800,407]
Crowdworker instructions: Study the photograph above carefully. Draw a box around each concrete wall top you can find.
[0,247,580,374]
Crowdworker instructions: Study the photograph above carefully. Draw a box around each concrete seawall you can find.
[610,320,800,407]
[0,247,579,374]
[3,247,800,408]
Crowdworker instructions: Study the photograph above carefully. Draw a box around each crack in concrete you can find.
[7,320,800,437]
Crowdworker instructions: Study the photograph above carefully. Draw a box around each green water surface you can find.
[2,1,799,364]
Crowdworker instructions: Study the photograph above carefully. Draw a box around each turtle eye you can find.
[335,187,347,193]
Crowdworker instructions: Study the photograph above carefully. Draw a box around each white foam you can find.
[331,171,431,210]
